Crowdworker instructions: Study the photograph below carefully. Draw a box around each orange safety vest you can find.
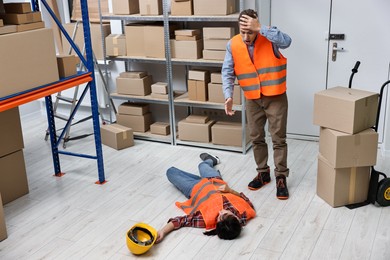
[231,34,287,99]
[175,178,256,230]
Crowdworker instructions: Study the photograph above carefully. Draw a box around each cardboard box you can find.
[171,0,193,16]
[106,34,126,56]
[203,27,235,39]
[150,122,170,135]
[178,119,215,142]
[188,70,210,81]
[319,127,378,168]
[203,39,229,50]
[151,82,168,94]
[170,39,202,59]
[0,25,17,35]
[188,80,208,101]
[212,121,250,147]
[61,23,111,60]
[100,123,134,150]
[203,49,226,60]
[0,19,3,27]
[0,108,24,158]
[145,25,165,58]
[186,115,209,123]
[112,0,139,15]
[139,0,162,15]
[175,35,200,41]
[0,150,29,205]
[16,21,45,32]
[175,29,200,36]
[56,55,79,78]
[194,0,235,15]
[120,71,148,78]
[116,75,153,96]
[117,113,152,132]
[210,72,238,84]
[313,86,378,134]
[0,11,41,25]
[0,193,7,241]
[208,83,241,105]
[317,154,370,207]
[0,28,59,98]
[118,102,149,115]
[4,2,31,13]
[125,25,145,56]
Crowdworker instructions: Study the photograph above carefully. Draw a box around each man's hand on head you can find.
[239,14,261,33]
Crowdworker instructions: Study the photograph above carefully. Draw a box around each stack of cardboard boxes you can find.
[202,27,234,60]
[188,70,210,101]
[208,72,241,105]
[0,107,29,242]
[116,71,152,96]
[171,29,202,59]
[313,86,379,207]
[0,2,45,34]
[116,102,153,132]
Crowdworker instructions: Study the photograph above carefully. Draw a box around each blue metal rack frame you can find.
[29,0,106,183]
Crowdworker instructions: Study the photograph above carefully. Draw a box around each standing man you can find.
[222,9,292,200]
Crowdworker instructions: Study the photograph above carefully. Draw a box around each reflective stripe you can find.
[257,64,287,75]
[180,181,223,210]
[189,190,218,214]
[237,72,258,80]
[261,76,286,87]
[241,84,260,91]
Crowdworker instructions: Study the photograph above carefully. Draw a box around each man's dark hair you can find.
[203,215,242,240]
[239,9,258,21]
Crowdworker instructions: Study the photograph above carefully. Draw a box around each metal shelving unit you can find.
[101,0,251,153]
[0,0,105,184]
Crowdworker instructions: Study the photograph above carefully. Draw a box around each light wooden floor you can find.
[1,112,390,260]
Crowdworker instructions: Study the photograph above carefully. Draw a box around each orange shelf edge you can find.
[0,73,93,113]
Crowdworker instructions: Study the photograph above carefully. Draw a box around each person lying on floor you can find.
[156,153,256,243]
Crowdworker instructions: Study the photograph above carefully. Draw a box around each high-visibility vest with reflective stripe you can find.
[231,34,287,99]
[175,178,256,230]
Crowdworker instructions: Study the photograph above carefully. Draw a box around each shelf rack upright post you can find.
[28,0,106,184]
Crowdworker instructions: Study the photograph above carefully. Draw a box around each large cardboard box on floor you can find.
[319,127,378,168]
[171,0,193,16]
[139,0,162,15]
[0,28,59,98]
[61,23,111,60]
[178,118,215,142]
[117,113,152,132]
[0,193,6,241]
[105,34,126,56]
[313,86,378,134]
[100,123,134,150]
[0,150,29,205]
[112,0,139,15]
[211,121,250,147]
[193,0,236,15]
[317,154,370,207]
[0,107,24,158]
[116,75,152,96]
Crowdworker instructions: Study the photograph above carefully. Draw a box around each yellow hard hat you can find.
[126,223,157,255]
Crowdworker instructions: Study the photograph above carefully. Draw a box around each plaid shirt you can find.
[168,193,254,230]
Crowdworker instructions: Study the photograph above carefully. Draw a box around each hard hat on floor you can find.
[126,223,157,255]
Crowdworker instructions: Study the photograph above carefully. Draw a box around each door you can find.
[270,0,390,141]
[327,0,390,142]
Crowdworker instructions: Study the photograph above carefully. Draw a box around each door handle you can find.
[332,42,345,61]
